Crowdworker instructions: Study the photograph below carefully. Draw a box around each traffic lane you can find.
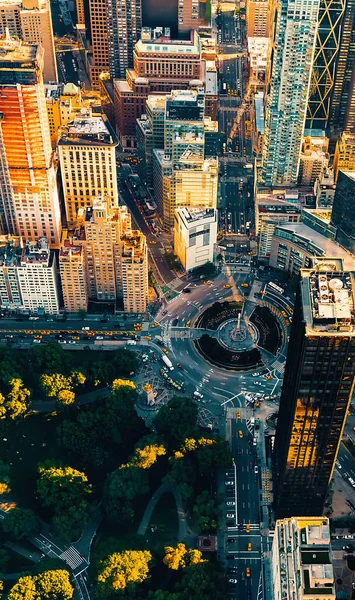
[337,444,355,482]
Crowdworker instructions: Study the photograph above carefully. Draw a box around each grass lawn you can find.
[0,412,61,508]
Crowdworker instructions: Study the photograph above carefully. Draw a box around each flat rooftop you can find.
[274,222,354,269]
[135,38,200,55]
[176,207,216,224]
[300,267,355,334]
[0,39,38,63]
[59,114,117,146]
[341,170,355,182]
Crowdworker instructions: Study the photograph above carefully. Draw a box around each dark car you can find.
[182,288,191,293]
[172,318,179,326]
[101,318,109,323]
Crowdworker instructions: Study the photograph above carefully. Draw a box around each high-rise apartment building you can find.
[174,207,217,271]
[331,170,355,254]
[246,0,270,37]
[45,82,101,147]
[177,0,199,33]
[59,233,88,313]
[0,0,57,83]
[120,230,148,312]
[305,0,345,131]
[0,236,60,313]
[333,131,355,176]
[151,89,218,228]
[88,0,109,89]
[328,0,355,135]
[58,112,118,226]
[262,0,319,186]
[272,517,335,600]
[273,262,355,518]
[0,39,61,246]
[107,0,142,79]
[114,30,218,149]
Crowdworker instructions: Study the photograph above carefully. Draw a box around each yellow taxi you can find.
[236,410,241,420]
[143,335,152,340]
[285,320,290,326]
[72,336,80,340]
[281,310,287,318]
[149,240,157,245]
[241,283,249,288]
[34,334,42,339]
[246,524,250,533]
[246,567,251,577]
[266,375,273,380]
[224,284,231,289]
[25,331,34,335]
[204,280,212,285]
[185,321,191,328]
[248,543,252,551]
[151,322,159,328]
[162,348,169,355]
[238,430,243,439]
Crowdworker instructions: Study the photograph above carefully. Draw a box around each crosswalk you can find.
[272,359,285,374]
[59,546,84,569]
[246,418,254,436]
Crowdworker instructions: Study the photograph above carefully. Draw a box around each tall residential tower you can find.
[262,0,319,185]
[273,262,355,518]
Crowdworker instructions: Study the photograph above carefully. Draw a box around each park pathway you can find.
[137,482,196,545]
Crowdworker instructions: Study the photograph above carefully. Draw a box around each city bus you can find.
[267,281,284,295]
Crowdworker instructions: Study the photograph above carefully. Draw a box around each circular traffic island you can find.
[194,301,262,371]
[194,300,282,371]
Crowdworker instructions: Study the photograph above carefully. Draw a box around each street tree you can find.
[0,458,10,494]
[163,544,205,570]
[195,437,232,474]
[96,550,152,596]
[103,466,149,524]
[7,570,73,600]
[177,561,226,600]
[192,490,220,532]
[52,502,89,542]
[112,349,139,376]
[2,507,39,540]
[30,343,67,374]
[102,384,145,446]
[37,461,90,510]
[112,378,136,391]
[57,389,76,407]
[40,373,72,398]
[154,397,198,448]
[5,378,31,419]
[128,443,166,469]
[69,370,86,387]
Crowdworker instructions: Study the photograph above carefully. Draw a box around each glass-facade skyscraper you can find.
[273,263,355,518]
[262,0,320,185]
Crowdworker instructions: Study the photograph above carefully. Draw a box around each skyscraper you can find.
[273,262,355,518]
[305,0,345,131]
[107,0,142,79]
[0,39,61,245]
[0,0,58,83]
[331,170,355,253]
[262,0,319,186]
[328,0,355,135]
[58,111,118,226]
[88,0,109,89]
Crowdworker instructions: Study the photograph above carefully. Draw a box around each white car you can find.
[227,501,235,506]
[228,579,238,584]
[254,465,259,474]
[225,480,234,486]
[226,513,235,519]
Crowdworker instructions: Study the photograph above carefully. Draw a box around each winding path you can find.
[137,482,196,545]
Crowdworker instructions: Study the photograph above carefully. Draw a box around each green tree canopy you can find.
[37,461,90,510]
[29,343,67,375]
[97,550,152,597]
[195,437,232,474]
[177,561,226,600]
[111,349,139,377]
[52,502,89,543]
[7,570,73,600]
[2,507,39,540]
[154,397,198,448]
[192,490,220,532]
[103,466,149,524]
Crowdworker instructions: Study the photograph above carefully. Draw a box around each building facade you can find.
[58,112,118,226]
[331,170,355,253]
[0,236,59,313]
[0,39,61,246]
[0,0,57,83]
[262,0,319,185]
[305,0,345,131]
[246,0,270,37]
[59,233,88,313]
[88,0,109,89]
[107,0,142,79]
[120,230,148,312]
[273,263,355,518]
[333,131,355,176]
[272,517,335,600]
[328,0,355,135]
[174,207,217,271]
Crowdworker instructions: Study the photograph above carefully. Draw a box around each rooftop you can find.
[176,207,217,225]
[0,38,39,63]
[300,267,355,334]
[340,170,355,182]
[274,221,354,269]
[20,238,50,265]
[135,33,200,56]
[59,113,117,146]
